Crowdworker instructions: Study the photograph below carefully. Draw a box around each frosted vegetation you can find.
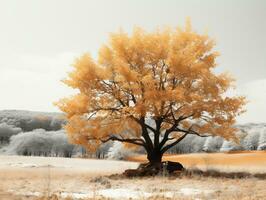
[0,123,22,144]
[258,128,266,150]
[107,141,145,160]
[6,129,75,157]
[0,110,266,159]
[202,136,224,152]
[0,110,65,132]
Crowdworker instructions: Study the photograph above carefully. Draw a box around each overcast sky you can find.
[0,0,265,123]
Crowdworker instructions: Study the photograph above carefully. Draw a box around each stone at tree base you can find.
[164,161,184,173]
[123,161,185,177]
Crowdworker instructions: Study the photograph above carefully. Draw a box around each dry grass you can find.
[128,151,266,174]
[1,153,266,200]
[2,171,265,200]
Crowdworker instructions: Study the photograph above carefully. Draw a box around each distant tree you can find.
[240,129,260,150]
[107,141,145,160]
[220,140,244,152]
[0,123,22,143]
[6,129,76,157]
[107,141,135,160]
[202,136,224,152]
[50,116,66,130]
[168,134,207,154]
[57,20,245,167]
[0,110,65,131]
[6,129,52,156]
[258,129,266,150]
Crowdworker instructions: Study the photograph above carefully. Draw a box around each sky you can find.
[0,0,265,123]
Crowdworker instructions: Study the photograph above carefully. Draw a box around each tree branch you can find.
[175,126,211,137]
[161,133,188,153]
[158,115,189,149]
[140,117,154,150]
[129,116,156,133]
[87,135,146,147]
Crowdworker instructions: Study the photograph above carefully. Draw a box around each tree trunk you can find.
[147,149,163,165]
[123,147,185,177]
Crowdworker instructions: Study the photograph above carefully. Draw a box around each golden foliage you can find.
[56,20,245,152]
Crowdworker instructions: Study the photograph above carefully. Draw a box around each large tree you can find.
[56,21,245,165]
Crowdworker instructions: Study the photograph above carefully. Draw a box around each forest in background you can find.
[0,110,265,160]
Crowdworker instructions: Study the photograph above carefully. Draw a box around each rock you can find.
[123,161,185,177]
[164,161,184,173]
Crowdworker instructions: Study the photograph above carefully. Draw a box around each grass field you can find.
[128,151,266,174]
[0,152,266,200]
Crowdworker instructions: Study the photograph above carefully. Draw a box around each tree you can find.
[258,128,266,150]
[168,134,207,154]
[0,123,22,144]
[202,136,224,152]
[56,20,245,166]
[5,129,77,157]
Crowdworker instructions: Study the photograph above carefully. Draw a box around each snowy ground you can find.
[0,155,138,174]
[0,155,266,200]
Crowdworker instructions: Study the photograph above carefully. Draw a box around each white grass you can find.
[179,188,214,196]
[9,187,216,199]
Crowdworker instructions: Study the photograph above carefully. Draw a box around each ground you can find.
[0,152,266,200]
[129,151,266,174]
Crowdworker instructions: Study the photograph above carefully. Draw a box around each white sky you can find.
[0,0,265,123]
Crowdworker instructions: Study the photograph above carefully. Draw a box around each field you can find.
[0,152,266,200]
[129,151,266,174]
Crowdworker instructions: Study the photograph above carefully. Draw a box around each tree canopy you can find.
[56,20,245,163]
